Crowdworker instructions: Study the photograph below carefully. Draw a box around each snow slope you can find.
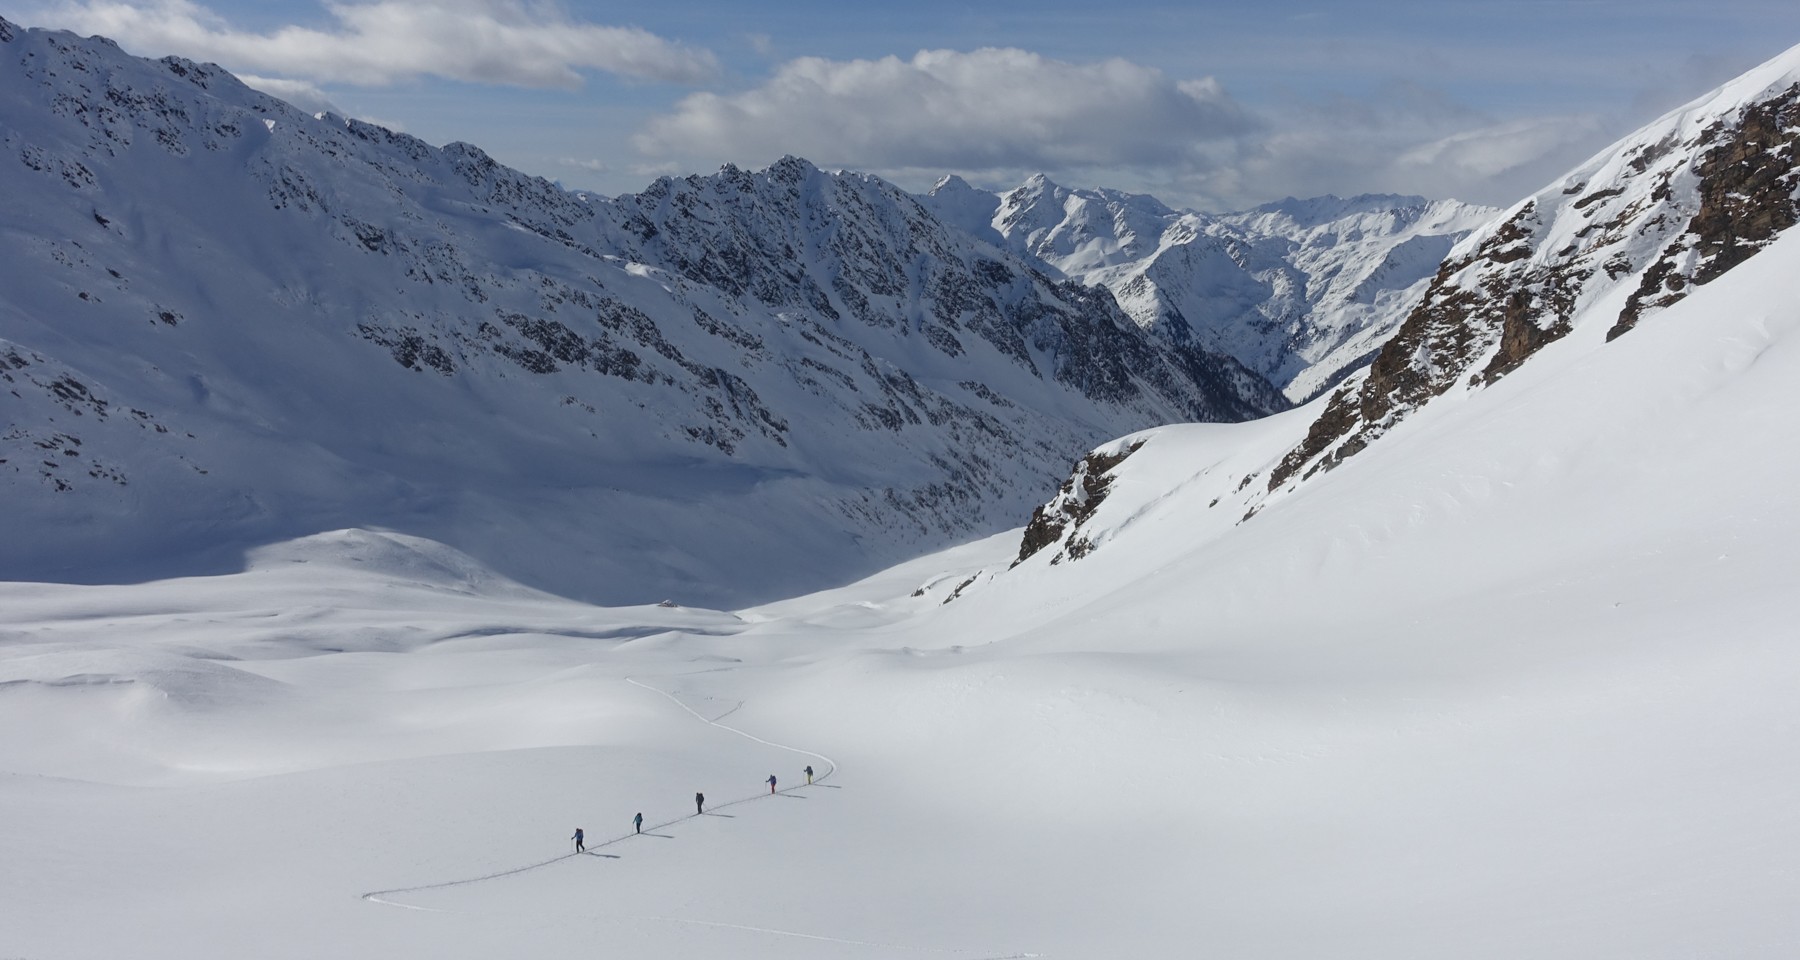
[1265,42,1800,494]
[4,25,1799,960]
[0,18,1282,607]
[2,222,1796,957]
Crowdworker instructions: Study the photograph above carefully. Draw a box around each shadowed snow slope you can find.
[0,18,1281,607]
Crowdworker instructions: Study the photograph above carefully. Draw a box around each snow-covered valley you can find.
[5,17,1800,960]
[7,209,1800,959]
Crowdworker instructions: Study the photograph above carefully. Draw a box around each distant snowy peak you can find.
[989,174,1184,273]
[924,174,1004,244]
[931,175,1497,400]
[1266,41,1800,491]
[0,17,1284,603]
[1226,193,1449,231]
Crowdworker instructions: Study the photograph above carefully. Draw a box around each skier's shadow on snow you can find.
[641,833,675,839]
[775,794,808,799]
[701,812,736,818]
[582,852,622,859]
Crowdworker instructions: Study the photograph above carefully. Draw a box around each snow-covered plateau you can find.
[4,17,1800,960]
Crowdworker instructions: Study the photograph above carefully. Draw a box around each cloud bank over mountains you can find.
[21,0,720,86]
[6,1,1683,209]
[634,49,1254,173]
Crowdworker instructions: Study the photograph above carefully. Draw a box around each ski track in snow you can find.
[359,675,1039,956]
[358,672,838,905]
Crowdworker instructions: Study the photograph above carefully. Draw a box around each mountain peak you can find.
[0,25,1283,603]
[931,173,976,195]
[1263,44,1800,493]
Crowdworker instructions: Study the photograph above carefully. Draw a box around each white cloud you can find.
[553,156,608,173]
[633,48,1254,173]
[22,0,718,87]
[629,47,1619,211]
[1187,86,1613,209]
[236,74,339,114]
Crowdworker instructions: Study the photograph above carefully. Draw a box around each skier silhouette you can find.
[571,828,585,853]
[634,812,643,834]
[695,791,705,815]
[804,765,814,785]
[767,774,778,794]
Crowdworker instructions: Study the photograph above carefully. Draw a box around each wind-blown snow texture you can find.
[0,18,1282,606]
[924,174,1496,402]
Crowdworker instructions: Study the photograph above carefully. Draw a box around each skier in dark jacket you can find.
[695,791,705,815]
[634,812,643,834]
[804,765,814,785]
[571,828,585,853]
[767,774,778,794]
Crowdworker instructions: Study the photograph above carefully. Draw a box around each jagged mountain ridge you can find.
[986,40,1800,576]
[922,175,1497,402]
[0,18,1284,605]
[1265,43,1800,493]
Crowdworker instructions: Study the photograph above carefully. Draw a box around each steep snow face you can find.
[0,19,1283,606]
[929,176,1496,401]
[1265,42,1800,492]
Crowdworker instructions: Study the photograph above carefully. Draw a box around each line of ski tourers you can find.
[569,765,816,852]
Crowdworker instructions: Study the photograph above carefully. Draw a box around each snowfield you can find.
[4,225,1798,959]
[7,19,1800,960]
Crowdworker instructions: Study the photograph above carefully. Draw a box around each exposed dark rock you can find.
[1611,83,1800,340]
[1015,440,1146,565]
[1270,79,1800,493]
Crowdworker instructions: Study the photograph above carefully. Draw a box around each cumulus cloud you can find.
[1187,84,1612,209]
[22,0,718,87]
[236,74,339,114]
[633,48,1254,173]
[629,48,1618,211]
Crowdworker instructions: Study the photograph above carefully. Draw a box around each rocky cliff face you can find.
[997,43,1800,576]
[0,18,1285,605]
[1265,50,1800,493]
[924,177,1496,402]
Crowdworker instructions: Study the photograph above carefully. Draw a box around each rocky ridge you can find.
[923,176,1497,402]
[1265,48,1800,493]
[993,42,1800,575]
[0,18,1283,605]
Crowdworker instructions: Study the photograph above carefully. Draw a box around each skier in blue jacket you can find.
[571,827,585,853]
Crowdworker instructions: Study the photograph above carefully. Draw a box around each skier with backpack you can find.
[571,827,585,853]
[767,774,778,794]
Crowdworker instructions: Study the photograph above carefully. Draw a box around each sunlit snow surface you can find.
[4,224,1799,958]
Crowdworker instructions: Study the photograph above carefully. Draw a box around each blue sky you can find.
[14,1,1800,209]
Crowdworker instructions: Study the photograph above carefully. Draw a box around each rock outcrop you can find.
[1265,52,1800,493]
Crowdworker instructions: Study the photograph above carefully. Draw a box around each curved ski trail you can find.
[361,673,836,907]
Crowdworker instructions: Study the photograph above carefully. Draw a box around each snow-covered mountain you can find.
[5,31,1800,960]
[0,18,1284,606]
[1260,45,1800,496]
[923,174,1497,401]
[985,40,1800,583]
